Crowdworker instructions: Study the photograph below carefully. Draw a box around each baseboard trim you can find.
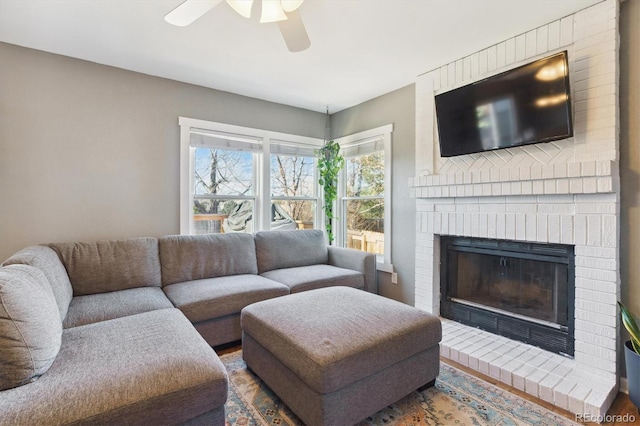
[620,377,628,394]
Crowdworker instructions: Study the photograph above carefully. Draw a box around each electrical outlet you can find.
[391,272,398,284]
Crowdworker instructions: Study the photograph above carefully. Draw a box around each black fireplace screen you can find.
[452,251,569,326]
[441,237,575,356]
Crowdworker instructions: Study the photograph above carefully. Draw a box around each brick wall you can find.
[410,0,620,417]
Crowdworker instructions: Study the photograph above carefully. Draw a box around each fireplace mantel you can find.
[409,160,618,199]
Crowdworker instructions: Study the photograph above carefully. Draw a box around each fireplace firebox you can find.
[440,236,575,356]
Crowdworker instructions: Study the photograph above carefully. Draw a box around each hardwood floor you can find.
[444,358,639,425]
[214,341,242,356]
[214,342,639,425]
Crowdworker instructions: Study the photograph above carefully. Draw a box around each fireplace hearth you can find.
[440,236,575,356]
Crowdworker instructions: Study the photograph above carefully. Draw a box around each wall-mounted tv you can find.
[435,51,573,158]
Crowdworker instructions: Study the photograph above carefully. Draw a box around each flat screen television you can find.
[435,51,573,158]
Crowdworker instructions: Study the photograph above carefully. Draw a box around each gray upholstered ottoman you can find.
[241,286,442,426]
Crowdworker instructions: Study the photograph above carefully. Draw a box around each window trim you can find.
[335,124,393,272]
[179,117,324,235]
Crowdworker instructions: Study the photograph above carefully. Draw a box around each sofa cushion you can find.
[2,245,73,321]
[63,287,174,328]
[0,265,62,391]
[159,233,258,286]
[254,229,328,274]
[49,237,162,296]
[0,309,228,425]
[164,275,289,323]
[261,264,364,293]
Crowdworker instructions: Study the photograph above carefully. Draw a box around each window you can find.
[179,117,324,235]
[188,128,260,234]
[344,149,384,252]
[270,140,319,231]
[336,125,393,271]
[193,146,256,234]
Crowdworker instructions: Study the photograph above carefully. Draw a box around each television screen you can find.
[435,51,573,158]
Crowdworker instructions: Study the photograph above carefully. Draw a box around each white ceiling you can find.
[0,0,602,113]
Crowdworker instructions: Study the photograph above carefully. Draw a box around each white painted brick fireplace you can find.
[410,0,620,418]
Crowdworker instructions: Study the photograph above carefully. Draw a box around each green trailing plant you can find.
[317,140,344,243]
[619,301,640,354]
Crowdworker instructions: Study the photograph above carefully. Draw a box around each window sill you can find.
[376,261,394,273]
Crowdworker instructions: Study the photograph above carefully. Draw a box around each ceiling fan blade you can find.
[164,0,222,27]
[277,9,310,53]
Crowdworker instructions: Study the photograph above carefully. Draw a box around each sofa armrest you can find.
[327,246,377,293]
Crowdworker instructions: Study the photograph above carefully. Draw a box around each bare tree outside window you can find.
[192,147,254,234]
[270,154,316,229]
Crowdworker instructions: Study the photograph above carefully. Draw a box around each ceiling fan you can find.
[164,0,311,53]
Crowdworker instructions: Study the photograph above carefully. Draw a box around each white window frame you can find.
[335,124,393,272]
[179,117,324,235]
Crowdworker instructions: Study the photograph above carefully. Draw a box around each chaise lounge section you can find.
[0,240,229,425]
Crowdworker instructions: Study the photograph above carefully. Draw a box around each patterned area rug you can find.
[221,350,578,426]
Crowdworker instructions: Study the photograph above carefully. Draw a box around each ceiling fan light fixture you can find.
[226,0,254,18]
[280,0,304,13]
[260,0,288,23]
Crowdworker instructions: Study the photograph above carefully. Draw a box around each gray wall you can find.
[620,0,640,325]
[0,0,637,316]
[331,85,416,305]
[0,42,325,261]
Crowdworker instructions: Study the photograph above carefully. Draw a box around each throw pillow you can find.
[0,264,63,391]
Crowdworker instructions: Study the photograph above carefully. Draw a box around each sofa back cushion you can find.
[49,238,161,296]
[0,264,62,391]
[254,230,328,274]
[158,233,258,286]
[2,246,73,321]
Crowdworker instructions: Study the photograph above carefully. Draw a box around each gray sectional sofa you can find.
[0,230,376,425]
